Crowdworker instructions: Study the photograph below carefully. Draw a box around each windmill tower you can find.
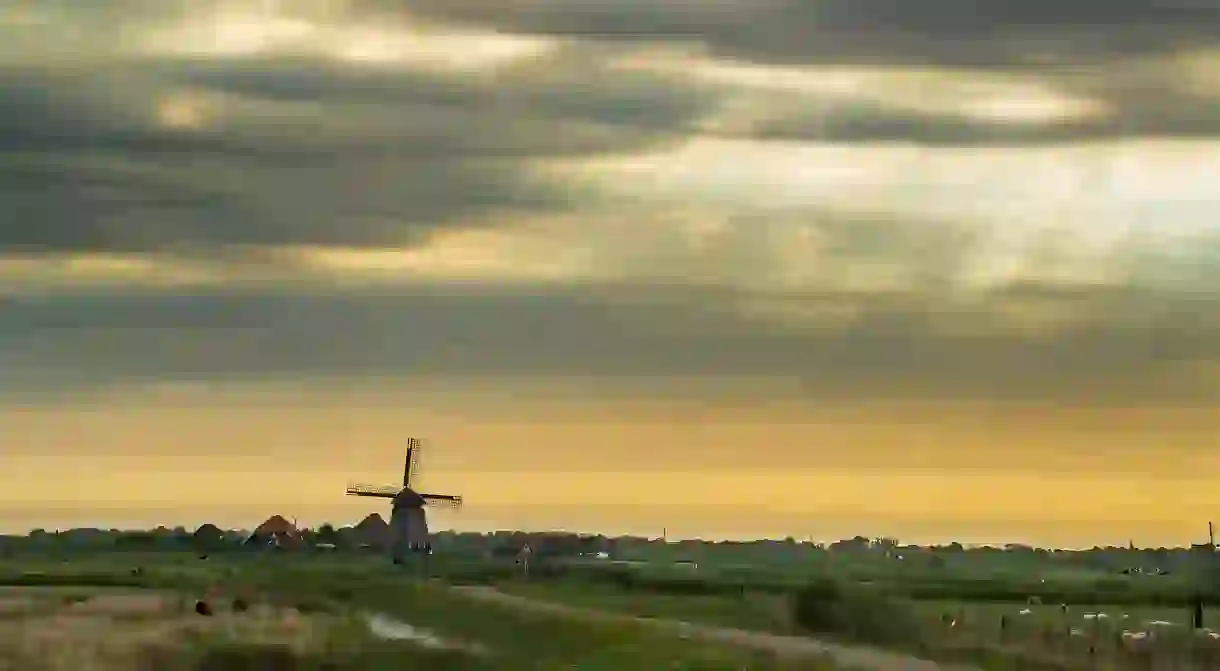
[345,438,463,564]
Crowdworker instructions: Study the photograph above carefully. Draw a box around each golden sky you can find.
[3,380,1217,545]
[2,1,1219,546]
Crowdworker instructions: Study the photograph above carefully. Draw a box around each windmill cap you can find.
[392,488,426,508]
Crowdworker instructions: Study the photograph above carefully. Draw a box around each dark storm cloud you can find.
[3,282,1219,403]
[372,0,1220,145]
[28,0,1220,68]
[734,95,1220,146]
[390,0,1220,68]
[0,154,573,252]
[3,0,1220,407]
[0,27,718,253]
[725,64,1220,146]
[0,63,575,251]
[167,48,716,135]
[738,105,1101,146]
[0,59,693,160]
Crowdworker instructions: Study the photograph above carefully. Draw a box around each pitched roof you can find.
[392,487,426,509]
[355,513,388,530]
[354,513,391,545]
[253,515,298,536]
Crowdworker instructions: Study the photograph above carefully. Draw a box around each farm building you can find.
[354,513,392,549]
[243,515,303,548]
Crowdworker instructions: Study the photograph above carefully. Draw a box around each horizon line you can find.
[4,523,1210,552]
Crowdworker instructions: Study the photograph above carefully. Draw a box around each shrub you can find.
[791,578,920,646]
[195,643,300,671]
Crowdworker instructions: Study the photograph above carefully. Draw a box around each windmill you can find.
[345,438,463,563]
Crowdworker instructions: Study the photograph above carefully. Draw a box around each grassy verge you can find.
[495,579,790,632]
[0,560,842,670]
[492,576,1220,671]
[237,564,839,670]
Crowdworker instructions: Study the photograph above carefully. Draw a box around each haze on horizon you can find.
[2,0,1219,548]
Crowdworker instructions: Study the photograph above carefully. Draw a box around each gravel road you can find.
[452,585,984,671]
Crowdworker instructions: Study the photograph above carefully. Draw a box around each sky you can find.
[3,0,1220,547]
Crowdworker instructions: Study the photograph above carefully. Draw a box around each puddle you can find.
[363,613,448,648]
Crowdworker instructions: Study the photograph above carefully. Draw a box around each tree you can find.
[317,523,341,547]
[192,524,225,551]
[115,531,159,549]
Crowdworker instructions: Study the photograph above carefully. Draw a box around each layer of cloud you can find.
[5,203,1220,403]
[393,0,1220,68]
[0,6,716,254]
[389,0,1220,146]
[4,278,1219,404]
[2,0,1219,406]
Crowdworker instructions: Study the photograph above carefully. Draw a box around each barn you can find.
[354,513,392,549]
[242,515,303,549]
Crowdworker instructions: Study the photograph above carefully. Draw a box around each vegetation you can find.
[790,579,920,646]
[4,526,1220,669]
[0,553,839,670]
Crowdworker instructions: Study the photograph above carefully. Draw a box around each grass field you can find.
[496,579,792,632]
[917,600,1220,630]
[497,576,1220,632]
[487,568,1220,671]
[0,585,398,670]
[0,553,843,670]
[5,548,1220,670]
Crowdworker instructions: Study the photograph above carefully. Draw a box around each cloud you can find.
[391,0,1220,68]
[3,0,1220,407]
[30,0,1210,72]
[388,0,1220,145]
[701,54,1220,145]
[4,200,1220,404]
[4,275,1220,404]
[5,0,1220,260]
[0,7,718,254]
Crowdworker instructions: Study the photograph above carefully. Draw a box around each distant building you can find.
[354,513,392,549]
[243,515,303,549]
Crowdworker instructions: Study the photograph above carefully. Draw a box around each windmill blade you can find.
[346,483,400,498]
[423,498,462,510]
[421,493,462,509]
[404,437,421,487]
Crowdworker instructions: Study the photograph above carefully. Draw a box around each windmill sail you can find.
[345,438,464,563]
[345,483,400,498]
[404,437,420,487]
[420,493,463,509]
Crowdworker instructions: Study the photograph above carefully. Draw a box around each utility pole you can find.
[517,543,531,579]
[1194,522,1214,629]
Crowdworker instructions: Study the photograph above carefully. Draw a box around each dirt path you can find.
[452,585,983,671]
